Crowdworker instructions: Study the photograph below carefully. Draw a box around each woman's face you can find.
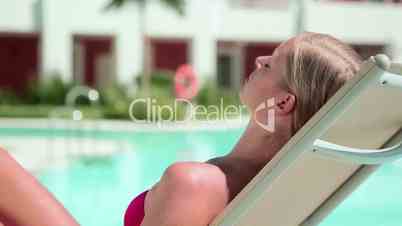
[240,40,292,111]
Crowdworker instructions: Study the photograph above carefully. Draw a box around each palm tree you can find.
[107,0,184,13]
[107,0,185,95]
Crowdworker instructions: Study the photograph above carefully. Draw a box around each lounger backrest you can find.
[211,56,402,226]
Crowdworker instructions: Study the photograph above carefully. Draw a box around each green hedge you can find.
[26,75,75,105]
[0,73,246,121]
[0,105,103,119]
[135,71,173,89]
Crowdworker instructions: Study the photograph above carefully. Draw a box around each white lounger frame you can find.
[300,130,402,226]
[210,55,402,226]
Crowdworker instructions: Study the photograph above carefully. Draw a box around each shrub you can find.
[130,71,188,121]
[0,71,245,121]
[194,80,246,120]
[0,89,22,105]
[26,74,74,105]
[0,105,102,119]
[135,71,174,89]
[130,84,187,122]
[196,80,242,107]
[99,83,131,119]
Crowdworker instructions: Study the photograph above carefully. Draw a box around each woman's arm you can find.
[141,162,229,226]
[0,148,79,226]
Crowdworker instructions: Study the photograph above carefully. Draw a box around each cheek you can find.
[252,79,271,97]
[240,80,263,107]
[239,83,249,103]
[239,82,255,106]
[241,72,278,105]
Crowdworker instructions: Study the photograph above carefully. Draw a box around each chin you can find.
[239,93,251,110]
[239,90,247,105]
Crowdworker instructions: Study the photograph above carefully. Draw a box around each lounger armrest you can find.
[372,54,402,76]
[313,139,402,164]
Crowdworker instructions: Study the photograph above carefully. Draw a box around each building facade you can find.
[1,0,402,92]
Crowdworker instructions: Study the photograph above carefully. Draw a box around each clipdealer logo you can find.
[254,97,276,132]
[128,98,247,126]
[128,97,275,132]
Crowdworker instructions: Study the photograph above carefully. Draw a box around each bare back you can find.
[206,156,264,202]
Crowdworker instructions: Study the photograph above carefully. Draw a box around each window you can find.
[151,39,189,72]
[0,33,39,93]
[73,35,115,87]
[217,41,244,90]
[217,54,233,88]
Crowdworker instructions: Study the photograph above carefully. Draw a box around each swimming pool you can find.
[0,125,242,226]
[1,125,401,226]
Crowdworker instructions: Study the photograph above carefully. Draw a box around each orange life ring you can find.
[174,64,199,100]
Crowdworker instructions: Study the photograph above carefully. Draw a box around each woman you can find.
[0,148,79,226]
[125,32,363,226]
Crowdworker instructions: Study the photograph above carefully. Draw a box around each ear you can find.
[275,93,296,115]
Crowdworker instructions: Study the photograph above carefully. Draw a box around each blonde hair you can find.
[281,32,363,134]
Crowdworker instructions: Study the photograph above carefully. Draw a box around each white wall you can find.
[304,0,402,60]
[41,0,142,83]
[0,0,296,84]
[2,0,402,84]
[0,0,39,32]
[216,1,296,42]
[144,0,296,79]
[145,0,219,78]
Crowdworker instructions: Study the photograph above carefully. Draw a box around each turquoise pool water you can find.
[0,127,241,226]
[1,127,401,226]
[320,163,402,226]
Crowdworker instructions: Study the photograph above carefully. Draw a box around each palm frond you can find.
[106,0,184,15]
[160,0,185,15]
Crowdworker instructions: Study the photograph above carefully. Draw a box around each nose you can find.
[255,56,271,69]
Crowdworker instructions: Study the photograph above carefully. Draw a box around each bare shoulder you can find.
[160,161,229,197]
[164,161,226,178]
[0,147,8,156]
[142,161,229,226]
[0,147,13,164]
